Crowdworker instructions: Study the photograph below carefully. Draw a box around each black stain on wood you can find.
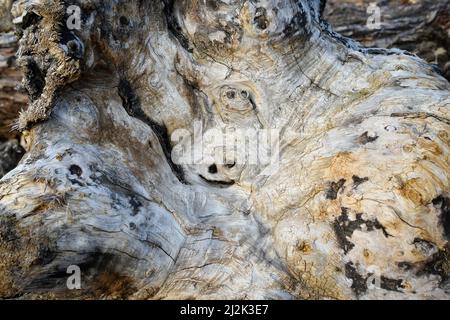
[129,195,142,216]
[357,132,379,145]
[118,79,187,184]
[418,246,450,289]
[345,262,367,297]
[68,165,84,185]
[163,0,193,53]
[319,0,327,18]
[208,164,218,174]
[69,165,83,177]
[380,276,405,292]
[352,175,369,189]
[20,12,42,30]
[333,207,390,254]
[432,195,450,240]
[283,7,308,37]
[254,8,268,30]
[345,262,405,296]
[326,179,346,200]
[334,208,355,254]
[119,16,130,26]
[199,175,235,188]
[22,58,46,101]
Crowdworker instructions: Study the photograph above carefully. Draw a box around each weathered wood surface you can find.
[2,0,449,176]
[0,0,449,300]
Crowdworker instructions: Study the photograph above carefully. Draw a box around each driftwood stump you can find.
[0,0,449,299]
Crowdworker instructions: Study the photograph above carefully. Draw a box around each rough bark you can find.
[0,0,13,32]
[325,0,450,80]
[1,0,27,179]
[0,34,24,140]
[0,0,449,300]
